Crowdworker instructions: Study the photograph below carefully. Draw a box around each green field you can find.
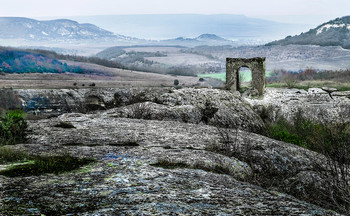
[198,71,271,82]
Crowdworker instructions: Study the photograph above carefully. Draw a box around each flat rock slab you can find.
[0,149,336,216]
[0,113,340,215]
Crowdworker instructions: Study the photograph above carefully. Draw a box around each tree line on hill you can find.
[0,46,124,74]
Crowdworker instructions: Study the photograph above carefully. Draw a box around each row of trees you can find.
[267,68,350,84]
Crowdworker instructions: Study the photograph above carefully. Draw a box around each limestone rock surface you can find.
[246,87,350,124]
[15,87,264,132]
[0,112,339,215]
[1,87,348,215]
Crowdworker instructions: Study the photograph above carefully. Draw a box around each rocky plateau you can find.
[1,87,350,215]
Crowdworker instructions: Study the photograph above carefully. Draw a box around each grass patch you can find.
[0,147,31,163]
[151,160,232,176]
[151,161,190,169]
[54,121,75,129]
[0,150,96,177]
[198,71,272,82]
[198,73,226,81]
[267,80,350,91]
[62,141,139,147]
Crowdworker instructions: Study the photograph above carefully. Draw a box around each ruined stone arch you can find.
[226,57,266,95]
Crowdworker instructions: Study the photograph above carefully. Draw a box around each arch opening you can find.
[238,67,252,91]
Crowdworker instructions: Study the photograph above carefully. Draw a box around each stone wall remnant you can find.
[226,57,266,95]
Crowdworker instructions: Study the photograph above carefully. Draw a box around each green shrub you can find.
[0,110,28,146]
[264,116,307,147]
[174,79,179,86]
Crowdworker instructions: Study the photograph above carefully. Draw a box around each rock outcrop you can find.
[0,112,339,215]
[1,87,349,215]
[14,87,264,132]
[246,87,350,124]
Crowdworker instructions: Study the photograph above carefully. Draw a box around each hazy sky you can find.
[1,0,349,23]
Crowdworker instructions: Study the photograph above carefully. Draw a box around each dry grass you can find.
[268,80,350,91]
[0,62,200,89]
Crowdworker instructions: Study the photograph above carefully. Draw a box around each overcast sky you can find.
[1,0,349,23]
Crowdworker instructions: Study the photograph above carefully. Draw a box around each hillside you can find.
[96,45,350,75]
[0,17,138,56]
[0,45,120,74]
[267,16,350,49]
[0,17,125,41]
[0,50,82,73]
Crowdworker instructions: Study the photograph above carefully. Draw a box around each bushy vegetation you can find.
[0,110,28,146]
[208,116,350,213]
[264,114,308,148]
[264,111,350,155]
[264,112,350,212]
[0,88,21,115]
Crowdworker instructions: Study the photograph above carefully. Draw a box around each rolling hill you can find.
[0,49,81,73]
[267,16,350,49]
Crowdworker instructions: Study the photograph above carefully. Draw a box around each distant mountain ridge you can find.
[70,14,309,41]
[0,17,263,53]
[0,17,129,41]
[163,34,232,46]
[172,34,227,41]
[267,16,350,49]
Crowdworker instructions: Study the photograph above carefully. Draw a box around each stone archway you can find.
[226,57,266,95]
